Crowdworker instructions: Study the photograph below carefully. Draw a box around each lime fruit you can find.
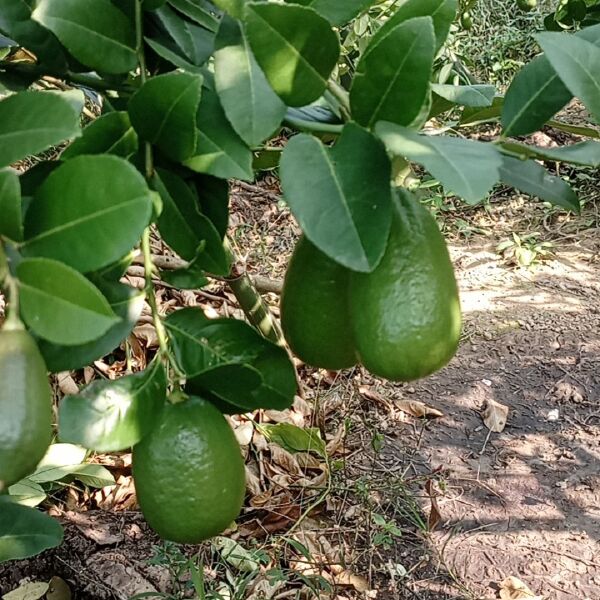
[281,236,357,370]
[132,396,245,543]
[0,325,52,491]
[349,190,462,381]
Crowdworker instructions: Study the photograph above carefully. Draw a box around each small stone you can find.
[483,331,493,341]
[547,409,560,422]
[482,379,492,387]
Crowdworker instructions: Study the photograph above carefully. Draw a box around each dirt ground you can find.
[1,182,599,600]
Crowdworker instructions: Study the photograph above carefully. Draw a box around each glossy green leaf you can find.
[27,444,87,484]
[244,2,340,107]
[7,480,46,507]
[68,464,115,488]
[166,308,296,410]
[17,258,120,345]
[499,156,580,212]
[59,361,167,452]
[0,91,79,169]
[168,0,220,30]
[502,56,571,137]
[260,423,326,458]
[215,16,286,147]
[431,83,495,108]
[376,122,503,204]
[32,0,137,74]
[39,281,145,372]
[145,36,204,73]
[129,72,203,162]
[371,0,457,51]
[184,87,253,180]
[535,32,600,123]
[0,168,22,242]
[62,112,138,159]
[350,17,435,129]
[0,0,67,71]
[154,168,230,274]
[212,0,245,19]
[284,0,377,26]
[502,25,600,137]
[191,175,229,239]
[22,155,154,273]
[461,96,504,126]
[161,258,210,289]
[501,140,600,167]
[547,119,600,139]
[0,504,63,563]
[280,123,392,273]
[154,4,215,65]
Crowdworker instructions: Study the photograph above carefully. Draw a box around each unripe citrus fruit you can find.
[281,236,357,370]
[132,396,245,544]
[349,190,462,381]
[0,325,52,491]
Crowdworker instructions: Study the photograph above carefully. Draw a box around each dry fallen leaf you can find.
[397,400,444,419]
[482,399,509,432]
[2,582,49,600]
[334,570,370,592]
[358,386,394,410]
[499,576,544,599]
[425,480,442,531]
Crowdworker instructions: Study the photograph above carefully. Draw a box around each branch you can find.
[133,254,284,295]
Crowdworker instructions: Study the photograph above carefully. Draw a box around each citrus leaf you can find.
[215,16,286,147]
[0,0,67,71]
[7,480,47,507]
[535,31,600,123]
[17,258,120,346]
[168,0,220,31]
[501,140,600,167]
[160,258,209,289]
[213,0,245,19]
[499,155,580,212]
[283,0,378,26]
[0,91,80,169]
[350,17,435,129]
[370,0,457,52]
[165,308,296,410]
[154,168,230,274]
[32,0,137,74]
[129,71,203,162]
[191,175,229,239]
[184,87,253,180]
[154,4,215,65]
[59,361,167,452]
[62,112,138,159]
[0,168,22,242]
[38,280,145,372]
[22,155,154,273]
[502,25,600,137]
[461,96,504,126]
[0,504,63,563]
[144,36,204,73]
[260,423,326,458]
[244,2,340,107]
[431,83,496,108]
[280,123,392,273]
[28,444,87,484]
[375,122,503,204]
[68,464,115,488]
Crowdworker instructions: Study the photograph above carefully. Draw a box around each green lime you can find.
[0,326,52,491]
[132,396,245,544]
[460,11,473,29]
[280,236,357,370]
[349,190,461,381]
[517,0,537,11]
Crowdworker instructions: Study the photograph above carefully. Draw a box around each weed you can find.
[497,232,554,267]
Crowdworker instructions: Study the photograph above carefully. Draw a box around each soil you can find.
[1,182,599,600]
